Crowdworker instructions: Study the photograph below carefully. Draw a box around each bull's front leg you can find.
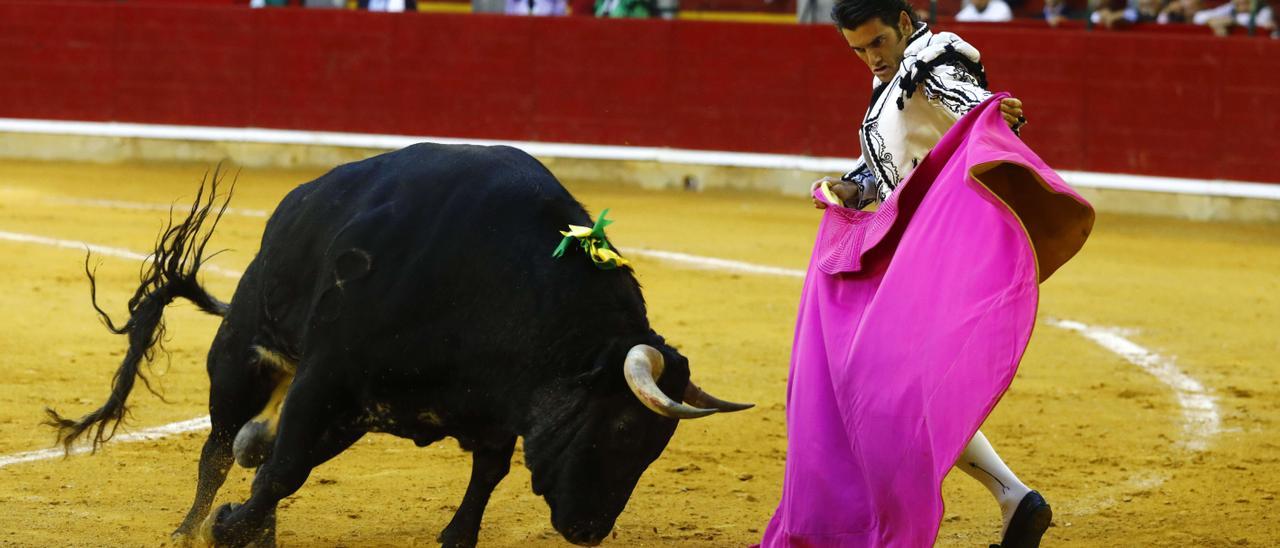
[438,437,517,548]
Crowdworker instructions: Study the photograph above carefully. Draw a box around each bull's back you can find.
[264,143,577,248]
[246,143,636,366]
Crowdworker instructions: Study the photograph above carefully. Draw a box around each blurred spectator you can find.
[1194,0,1270,34]
[652,0,678,18]
[1251,0,1275,34]
[1091,0,1163,27]
[1043,0,1077,26]
[956,0,1014,21]
[360,0,416,10]
[797,0,834,23]
[505,0,568,14]
[1157,0,1201,22]
[1091,0,1131,27]
[1135,0,1165,20]
[474,0,506,13]
[1259,3,1279,35]
[595,0,655,15]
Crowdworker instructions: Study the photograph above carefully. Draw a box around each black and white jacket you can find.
[841,23,992,209]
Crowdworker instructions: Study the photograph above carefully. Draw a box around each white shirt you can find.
[1191,2,1260,25]
[956,0,1014,22]
[368,0,407,10]
[1259,6,1276,28]
[841,24,994,208]
[504,0,567,15]
[1091,7,1139,24]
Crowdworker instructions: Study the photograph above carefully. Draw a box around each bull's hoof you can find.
[437,526,479,548]
[198,503,276,548]
[198,503,238,547]
[169,529,198,547]
[233,421,272,468]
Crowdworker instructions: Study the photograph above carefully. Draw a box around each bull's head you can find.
[523,342,751,546]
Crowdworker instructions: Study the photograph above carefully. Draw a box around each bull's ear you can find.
[657,346,691,376]
[580,337,634,387]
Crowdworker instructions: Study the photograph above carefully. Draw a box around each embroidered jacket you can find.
[841,23,993,209]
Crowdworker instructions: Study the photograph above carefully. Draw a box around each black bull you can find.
[46,143,752,547]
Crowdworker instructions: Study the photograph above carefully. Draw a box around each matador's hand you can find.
[811,177,836,209]
[1000,97,1027,132]
[810,177,862,209]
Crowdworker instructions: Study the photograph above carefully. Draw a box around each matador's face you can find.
[840,11,914,83]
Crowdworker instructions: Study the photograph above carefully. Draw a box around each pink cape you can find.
[760,94,1094,547]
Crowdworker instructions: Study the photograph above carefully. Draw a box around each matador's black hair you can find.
[831,0,920,32]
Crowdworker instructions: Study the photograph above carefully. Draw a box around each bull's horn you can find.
[683,382,754,412]
[623,345,716,420]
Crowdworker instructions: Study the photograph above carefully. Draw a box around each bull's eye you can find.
[610,418,642,446]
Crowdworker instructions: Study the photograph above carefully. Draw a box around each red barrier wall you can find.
[1,2,1277,183]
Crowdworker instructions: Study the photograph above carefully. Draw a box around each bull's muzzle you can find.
[622,344,754,419]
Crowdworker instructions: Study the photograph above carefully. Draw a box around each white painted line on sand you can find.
[630,248,806,278]
[1066,470,1171,519]
[53,197,269,219]
[1048,318,1220,451]
[0,416,211,470]
[1,230,150,263]
[0,230,244,279]
[1047,319,1220,517]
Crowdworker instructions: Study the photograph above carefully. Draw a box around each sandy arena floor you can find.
[0,159,1277,547]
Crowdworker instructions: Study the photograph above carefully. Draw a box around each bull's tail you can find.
[45,166,235,453]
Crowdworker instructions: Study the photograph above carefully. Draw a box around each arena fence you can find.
[1,2,1277,220]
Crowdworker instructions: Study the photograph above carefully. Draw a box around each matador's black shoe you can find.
[991,490,1052,548]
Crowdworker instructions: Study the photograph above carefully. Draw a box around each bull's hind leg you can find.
[202,370,361,547]
[438,437,518,548]
[231,347,297,468]
[172,425,237,542]
[173,335,277,542]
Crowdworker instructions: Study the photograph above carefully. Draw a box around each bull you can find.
[47,143,752,547]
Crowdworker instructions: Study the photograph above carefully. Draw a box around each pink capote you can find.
[760,94,1094,547]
